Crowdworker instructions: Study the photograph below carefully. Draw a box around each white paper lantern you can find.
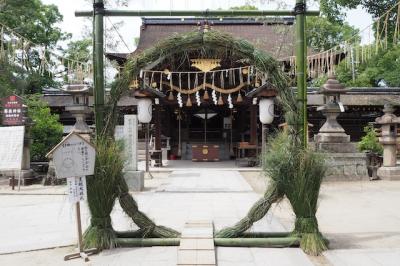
[259,98,274,124]
[137,98,152,123]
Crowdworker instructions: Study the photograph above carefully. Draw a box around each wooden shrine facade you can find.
[43,18,400,163]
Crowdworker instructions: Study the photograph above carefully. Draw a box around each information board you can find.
[67,176,87,203]
[1,95,25,126]
[51,133,95,178]
[0,126,24,171]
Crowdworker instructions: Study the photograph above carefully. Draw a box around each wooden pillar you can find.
[250,105,257,145]
[154,105,162,166]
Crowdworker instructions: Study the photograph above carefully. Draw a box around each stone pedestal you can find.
[123,171,144,191]
[314,103,351,153]
[324,152,368,181]
[377,166,400,180]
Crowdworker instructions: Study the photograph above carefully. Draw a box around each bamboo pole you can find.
[295,0,308,148]
[214,237,300,248]
[116,238,181,247]
[115,237,300,248]
[76,10,320,17]
[239,232,291,238]
[93,0,105,134]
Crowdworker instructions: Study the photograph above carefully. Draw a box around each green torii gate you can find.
[75,0,319,148]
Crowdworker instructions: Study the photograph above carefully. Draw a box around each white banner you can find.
[0,126,24,171]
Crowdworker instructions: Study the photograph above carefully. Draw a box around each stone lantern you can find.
[61,84,93,139]
[314,75,352,152]
[376,104,400,180]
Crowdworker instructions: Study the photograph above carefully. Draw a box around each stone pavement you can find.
[0,169,315,265]
[1,170,400,265]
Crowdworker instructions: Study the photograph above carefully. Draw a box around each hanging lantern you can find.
[218,94,224,106]
[242,68,248,75]
[259,98,274,124]
[203,89,210,100]
[168,91,174,101]
[137,98,153,123]
[186,95,192,107]
[236,92,243,103]
[151,82,158,88]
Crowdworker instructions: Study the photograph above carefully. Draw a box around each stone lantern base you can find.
[314,133,354,153]
[377,166,400,180]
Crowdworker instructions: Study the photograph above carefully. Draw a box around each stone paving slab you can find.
[178,221,216,266]
[157,170,253,192]
[324,248,400,266]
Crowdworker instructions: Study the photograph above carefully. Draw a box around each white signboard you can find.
[67,176,87,203]
[123,115,138,171]
[0,126,24,171]
[51,133,95,178]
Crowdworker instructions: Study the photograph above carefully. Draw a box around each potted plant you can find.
[357,125,383,180]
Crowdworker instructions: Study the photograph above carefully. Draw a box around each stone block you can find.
[316,142,357,153]
[123,170,144,191]
[196,250,216,265]
[315,133,350,144]
[377,166,400,180]
[324,153,368,181]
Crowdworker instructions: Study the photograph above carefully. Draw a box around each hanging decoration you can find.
[217,93,224,106]
[212,89,218,105]
[177,92,183,108]
[281,0,400,80]
[195,91,201,106]
[168,91,174,101]
[228,94,233,109]
[191,58,221,72]
[0,22,92,84]
[138,66,255,95]
[186,95,192,107]
[237,91,243,103]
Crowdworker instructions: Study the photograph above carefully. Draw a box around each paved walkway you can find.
[2,170,400,265]
[0,169,314,265]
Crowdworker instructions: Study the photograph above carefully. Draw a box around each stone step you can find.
[177,220,216,266]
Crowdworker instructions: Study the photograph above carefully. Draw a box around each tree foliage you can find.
[307,17,360,51]
[25,95,63,162]
[0,0,69,48]
[0,0,67,94]
[336,44,400,87]
[358,125,383,154]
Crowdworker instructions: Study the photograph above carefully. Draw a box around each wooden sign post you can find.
[47,132,97,262]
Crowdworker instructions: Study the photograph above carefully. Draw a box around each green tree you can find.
[25,95,63,161]
[0,0,68,47]
[64,39,92,63]
[0,0,68,94]
[307,17,360,51]
[335,44,400,87]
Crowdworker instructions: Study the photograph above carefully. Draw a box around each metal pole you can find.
[93,0,105,135]
[76,9,320,17]
[178,115,181,158]
[145,123,149,172]
[204,108,207,144]
[261,124,266,167]
[295,0,308,148]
